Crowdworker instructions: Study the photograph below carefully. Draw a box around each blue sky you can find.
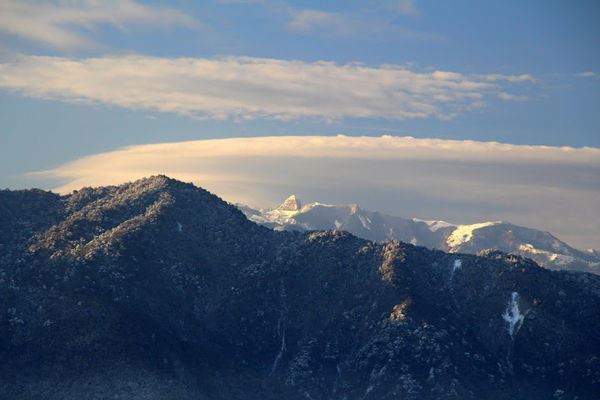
[0,1,599,248]
[1,0,599,187]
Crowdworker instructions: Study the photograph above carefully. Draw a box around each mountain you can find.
[240,196,600,274]
[1,176,599,400]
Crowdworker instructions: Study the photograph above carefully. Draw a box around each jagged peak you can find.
[276,194,302,212]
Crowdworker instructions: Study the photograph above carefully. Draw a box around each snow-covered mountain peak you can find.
[238,199,599,274]
[276,194,302,212]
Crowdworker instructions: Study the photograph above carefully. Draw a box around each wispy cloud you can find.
[576,71,599,79]
[32,135,600,249]
[388,0,420,17]
[497,92,528,102]
[0,0,198,50]
[483,74,535,83]
[227,0,430,40]
[0,55,533,121]
[286,8,437,40]
[287,10,348,34]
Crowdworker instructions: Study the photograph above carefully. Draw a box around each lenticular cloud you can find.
[31,135,600,249]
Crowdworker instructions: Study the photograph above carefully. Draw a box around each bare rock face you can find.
[1,176,599,400]
[276,194,302,212]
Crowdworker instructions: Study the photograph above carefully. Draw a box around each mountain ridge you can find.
[239,196,600,274]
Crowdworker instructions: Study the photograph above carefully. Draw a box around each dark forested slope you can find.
[1,176,598,399]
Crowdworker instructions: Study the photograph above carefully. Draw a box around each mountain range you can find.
[1,176,599,399]
[239,195,600,274]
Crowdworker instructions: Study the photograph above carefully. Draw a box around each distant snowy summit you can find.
[276,194,301,212]
[239,196,600,274]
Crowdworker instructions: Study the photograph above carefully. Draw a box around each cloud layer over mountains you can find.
[32,135,600,249]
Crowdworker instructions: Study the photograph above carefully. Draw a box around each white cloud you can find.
[483,74,535,83]
[287,10,348,34]
[0,0,198,50]
[576,71,598,79]
[497,92,528,102]
[0,55,532,121]
[32,135,600,249]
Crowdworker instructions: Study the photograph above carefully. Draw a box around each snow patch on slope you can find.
[358,214,372,230]
[449,258,462,282]
[502,292,525,338]
[518,243,548,255]
[413,218,454,232]
[447,221,501,249]
[453,259,462,271]
[518,244,575,266]
[550,254,576,266]
[262,209,298,225]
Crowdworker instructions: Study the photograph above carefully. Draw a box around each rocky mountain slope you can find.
[1,176,599,399]
[240,196,600,274]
